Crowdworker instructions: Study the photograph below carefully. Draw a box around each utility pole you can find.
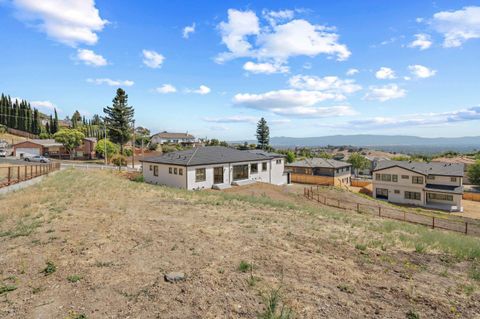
[132,120,135,168]
[104,121,107,165]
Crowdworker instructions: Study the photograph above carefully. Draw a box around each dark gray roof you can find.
[374,160,464,177]
[140,146,277,166]
[425,184,464,194]
[286,158,351,169]
[247,149,285,158]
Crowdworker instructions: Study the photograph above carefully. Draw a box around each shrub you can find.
[122,148,133,157]
[406,310,420,319]
[111,154,127,167]
[259,286,293,319]
[43,261,56,275]
[0,285,17,295]
[238,260,252,273]
[67,275,82,283]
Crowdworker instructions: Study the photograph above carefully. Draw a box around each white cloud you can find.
[12,0,108,46]
[87,78,134,86]
[216,9,260,62]
[187,85,211,95]
[233,89,355,117]
[203,115,257,124]
[432,6,480,47]
[408,65,437,78]
[262,9,295,25]
[364,84,406,102]
[243,61,289,74]
[183,23,195,39]
[142,50,165,68]
[408,33,433,50]
[348,106,480,129]
[155,84,177,94]
[288,75,362,95]
[346,68,359,76]
[216,9,350,64]
[31,100,57,111]
[375,67,396,80]
[76,49,107,66]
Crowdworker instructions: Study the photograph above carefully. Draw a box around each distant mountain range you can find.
[232,135,480,153]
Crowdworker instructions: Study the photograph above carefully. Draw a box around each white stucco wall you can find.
[143,157,287,190]
[142,163,187,188]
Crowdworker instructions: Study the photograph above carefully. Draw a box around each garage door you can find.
[16,147,40,157]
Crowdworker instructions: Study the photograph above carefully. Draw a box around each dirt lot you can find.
[1,170,479,318]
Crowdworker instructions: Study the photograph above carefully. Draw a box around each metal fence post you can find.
[378,207,381,217]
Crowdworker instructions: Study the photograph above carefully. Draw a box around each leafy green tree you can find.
[103,88,134,154]
[347,153,370,176]
[53,129,85,159]
[468,161,480,186]
[95,138,119,161]
[256,117,270,150]
[286,151,296,163]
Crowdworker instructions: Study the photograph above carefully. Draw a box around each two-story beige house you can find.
[372,160,464,212]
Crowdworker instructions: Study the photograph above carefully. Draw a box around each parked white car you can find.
[0,149,6,157]
[25,155,50,163]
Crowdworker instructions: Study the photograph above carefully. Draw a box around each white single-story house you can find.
[150,131,196,145]
[372,160,464,212]
[140,146,289,190]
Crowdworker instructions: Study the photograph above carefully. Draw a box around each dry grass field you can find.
[1,170,479,318]
[0,133,26,144]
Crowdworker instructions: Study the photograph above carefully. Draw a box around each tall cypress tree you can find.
[256,117,270,150]
[52,108,59,134]
[103,88,134,153]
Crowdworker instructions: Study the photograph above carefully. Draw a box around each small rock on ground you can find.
[164,272,186,283]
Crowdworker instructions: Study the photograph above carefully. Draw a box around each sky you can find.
[0,0,479,141]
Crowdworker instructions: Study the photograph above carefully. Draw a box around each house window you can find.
[233,165,249,181]
[412,176,423,184]
[376,174,392,182]
[401,175,409,179]
[405,191,421,200]
[262,162,267,171]
[427,175,435,180]
[251,163,258,174]
[149,165,153,171]
[392,175,398,182]
[153,166,158,177]
[174,168,178,175]
[195,168,206,182]
[394,190,400,194]
[427,193,453,201]
[276,159,282,164]
[179,168,183,176]
[451,177,457,182]
[169,167,172,174]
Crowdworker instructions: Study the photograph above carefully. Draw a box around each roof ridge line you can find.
[186,147,199,166]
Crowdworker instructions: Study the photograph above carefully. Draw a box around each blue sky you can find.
[0,1,479,140]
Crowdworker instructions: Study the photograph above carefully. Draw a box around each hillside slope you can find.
[0,170,479,318]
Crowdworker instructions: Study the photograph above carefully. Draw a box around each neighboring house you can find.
[13,138,97,159]
[150,131,196,146]
[140,146,288,190]
[373,160,464,212]
[432,156,476,185]
[286,158,352,186]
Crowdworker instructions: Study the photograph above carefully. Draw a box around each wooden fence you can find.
[463,191,480,202]
[351,179,372,187]
[0,163,60,188]
[304,186,480,237]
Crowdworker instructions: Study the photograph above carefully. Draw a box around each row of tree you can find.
[0,93,60,135]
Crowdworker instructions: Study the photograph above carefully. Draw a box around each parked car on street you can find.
[0,149,6,157]
[24,155,50,163]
